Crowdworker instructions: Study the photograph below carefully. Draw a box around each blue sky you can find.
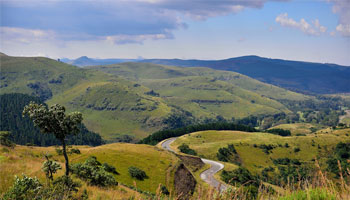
[1,0,349,65]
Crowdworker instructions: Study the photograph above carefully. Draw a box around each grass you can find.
[171,129,350,174]
[0,143,181,197]
[1,55,309,142]
[269,123,325,135]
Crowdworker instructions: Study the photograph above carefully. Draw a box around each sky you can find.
[1,0,349,65]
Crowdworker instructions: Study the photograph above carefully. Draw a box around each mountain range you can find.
[63,55,350,94]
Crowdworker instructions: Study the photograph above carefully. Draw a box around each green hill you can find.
[170,129,350,175]
[0,143,181,197]
[0,54,311,141]
[88,63,310,119]
[0,54,174,140]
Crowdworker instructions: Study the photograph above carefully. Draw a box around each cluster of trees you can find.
[266,128,291,136]
[327,142,350,178]
[71,156,118,187]
[178,143,197,156]
[139,122,257,145]
[128,166,148,180]
[216,144,240,165]
[0,93,104,146]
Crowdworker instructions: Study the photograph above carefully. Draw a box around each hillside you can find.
[62,56,138,67]
[1,54,312,141]
[0,54,175,140]
[87,62,310,119]
[170,129,350,175]
[0,143,181,197]
[140,56,350,94]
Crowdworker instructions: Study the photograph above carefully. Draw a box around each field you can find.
[269,123,325,135]
[0,143,181,198]
[170,129,350,174]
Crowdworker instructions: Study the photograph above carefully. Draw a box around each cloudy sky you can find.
[1,0,349,65]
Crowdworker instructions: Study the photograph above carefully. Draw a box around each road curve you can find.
[161,138,227,191]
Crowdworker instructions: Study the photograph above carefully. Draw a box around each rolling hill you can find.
[62,55,350,94]
[0,54,175,140]
[1,53,317,142]
[141,56,350,94]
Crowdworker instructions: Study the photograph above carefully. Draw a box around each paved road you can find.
[161,138,227,191]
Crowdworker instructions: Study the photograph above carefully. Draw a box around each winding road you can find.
[161,138,227,191]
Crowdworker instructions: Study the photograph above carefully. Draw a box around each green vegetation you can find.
[326,142,350,177]
[171,129,350,176]
[266,128,291,136]
[128,166,148,181]
[0,93,104,146]
[71,156,118,186]
[178,143,197,156]
[23,102,83,176]
[139,122,256,145]
[217,144,240,165]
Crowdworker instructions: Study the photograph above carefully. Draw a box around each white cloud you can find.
[105,33,173,45]
[0,27,55,44]
[336,24,350,37]
[328,0,350,37]
[275,13,327,36]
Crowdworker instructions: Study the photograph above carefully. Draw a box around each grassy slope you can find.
[88,62,307,101]
[0,55,308,140]
[269,123,325,135]
[170,129,350,174]
[0,143,180,196]
[88,63,309,119]
[0,55,174,140]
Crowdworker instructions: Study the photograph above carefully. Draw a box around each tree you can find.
[23,102,82,176]
[42,154,62,182]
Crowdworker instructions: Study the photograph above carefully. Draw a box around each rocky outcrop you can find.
[177,154,204,172]
[174,163,196,200]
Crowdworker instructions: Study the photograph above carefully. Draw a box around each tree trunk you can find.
[62,139,69,176]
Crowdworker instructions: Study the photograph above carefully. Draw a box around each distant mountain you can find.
[140,56,350,94]
[62,56,139,67]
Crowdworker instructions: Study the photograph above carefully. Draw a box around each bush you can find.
[266,128,291,136]
[70,148,81,154]
[71,156,118,187]
[0,131,14,147]
[217,144,240,164]
[178,143,197,156]
[294,147,301,153]
[2,174,42,200]
[102,163,119,175]
[128,166,148,180]
[221,167,259,187]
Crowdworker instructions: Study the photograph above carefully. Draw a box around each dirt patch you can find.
[177,154,204,172]
[174,163,196,200]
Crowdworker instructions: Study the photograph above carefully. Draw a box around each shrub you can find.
[0,131,14,147]
[102,163,119,175]
[2,174,42,200]
[70,148,81,154]
[71,156,118,187]
[128,166,148,180]
[266,128,291,136]
[217,144,240,164]
[294,147,301,153]
[221,167,259,187]
[178,143,197,156]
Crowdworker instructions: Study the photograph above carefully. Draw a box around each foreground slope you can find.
[0,143,180,195]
